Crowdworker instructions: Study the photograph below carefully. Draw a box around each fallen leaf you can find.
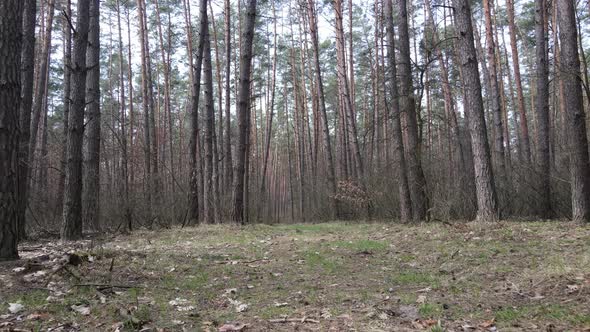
[416,295,427,304]
[26,312,49,320]
[8,303,24,314]
[274,302,289,307]
[479,318,495,328]
[71,304,90,316]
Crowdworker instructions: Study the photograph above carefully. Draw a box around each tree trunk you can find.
[137,0,152,219]
[483,0,506,182]
[507,0,531,164]
[188,0,208,225]
[224,0,233,194]
[259,1,278,221]
[203,21,217,224]
[558,0,590,222]
[452,0,499,221]
[0,0,24,260]
[83,0,101,232]
[29,0,55,186]
[384,0,412,222]
[397,0,429,221]
[231,0,257,224]
[535,0,551,218]
[61,0,90,240]
[56,0,71,221]
[306,0,340,219]
[17,0,37,240]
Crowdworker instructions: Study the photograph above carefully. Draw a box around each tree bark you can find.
[452,0,499,221]
[384,0,412,222]
[203,21,217,224]
[507,0,531,164]
[0,0,24,260]
[482,0,506,179]
[61,0,90,240]
[17,0,37,240]
[535,0,551,218]
[306,0,340,219]
[188,0,208,225]
[558,0,590,222]
[83,0,101,232]
[397,0,429,220]
[231,0,257,224]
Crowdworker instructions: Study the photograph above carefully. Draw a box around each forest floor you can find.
[1,221,589,332]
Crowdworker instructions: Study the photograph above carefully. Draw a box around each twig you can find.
[269,317,320,324]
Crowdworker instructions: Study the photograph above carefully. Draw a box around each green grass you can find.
[303,250,341,273]
[419,303,444,318]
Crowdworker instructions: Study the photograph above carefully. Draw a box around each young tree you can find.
[231,0,258,224]
[0,0,24,260]
[452,0,499,221]
[558,0,590,222]
[61,0,90,240]
[83,0,101,231]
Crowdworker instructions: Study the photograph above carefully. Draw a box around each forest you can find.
[1,0,590,330]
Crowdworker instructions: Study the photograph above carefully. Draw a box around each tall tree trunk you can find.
[334,0,363,179]
[535,0,551,218]
[61,0,90,240]
[57,0,71,221]
[29,0,55,183]
[398,0,429,220]
[137,0,152,219]
[17,0,37,240]
[259,1,277,221]
[0,0,24,260]
[188,0,208,225]
[507,0,531,164]
[231,0,257,224]
[452,0,499,221]
[384,0,412,222]
[483,0,506,179]
[306,0,340,218]
[83,0,101,232]
[203,21,217,224]
[558,0,590,222]
[224,0,233,194]
[116,0,131,231]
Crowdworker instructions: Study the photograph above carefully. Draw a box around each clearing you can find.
[1,221,589,331]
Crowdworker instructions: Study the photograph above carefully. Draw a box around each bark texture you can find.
[0,0,24,260]
[452,0,499,221]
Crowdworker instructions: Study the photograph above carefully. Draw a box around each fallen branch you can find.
[214,258,267,265]
[73,283,177,291]
[269,317,320,324]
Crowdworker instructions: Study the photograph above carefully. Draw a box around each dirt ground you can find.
[1,220,589,331]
